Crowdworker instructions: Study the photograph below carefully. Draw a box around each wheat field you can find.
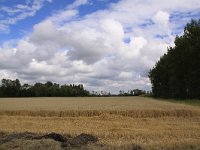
[0,97,200,149]
[0,96,199,110]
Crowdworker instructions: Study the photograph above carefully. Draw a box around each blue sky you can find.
[0,0,199,93]
[0,0,119,43]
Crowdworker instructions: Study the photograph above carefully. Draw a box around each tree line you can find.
[118,89,148,96]
[0,79,89,97]
[90,89,149,96]
[149,19,200,99]
[0,78,148,97]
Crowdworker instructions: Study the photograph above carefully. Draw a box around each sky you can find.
[0,0,200,93]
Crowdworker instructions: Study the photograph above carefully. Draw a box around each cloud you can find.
[0,0,200,93]
[153,10,169,27]
[30,20,59,44]
[48,9,78,24]
[66,18,125,63]
[67,0,89,9]
[0,0,52,33]
[0,70,18,80]
[122,37,147,58]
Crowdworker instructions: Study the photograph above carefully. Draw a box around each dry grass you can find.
[0,96,199,118]
[0,138,61,150]
[0,109,200,118]
[0,96,199,111]
[0,97,200,149]
[0,115,200,149]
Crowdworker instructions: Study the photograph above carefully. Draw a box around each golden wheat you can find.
[0,97,200,149]
[0,115,200,149]
[0,97,198,111]
[0,109,199,118]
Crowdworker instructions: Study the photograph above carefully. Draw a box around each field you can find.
[0,97,200,149]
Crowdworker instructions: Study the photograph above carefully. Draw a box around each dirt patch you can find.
[0,132,98,149]
[61,133,98,149]
[131,144,143,150]
[38,132,68,143]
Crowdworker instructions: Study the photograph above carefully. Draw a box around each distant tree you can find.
[133,89,145,96]
[0,79,89,97]
[0,79,21,97]
[118,89,145,96]
[45,81,53,87]
[119,90,123,96]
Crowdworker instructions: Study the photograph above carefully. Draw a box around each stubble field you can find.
[0,97,200,149]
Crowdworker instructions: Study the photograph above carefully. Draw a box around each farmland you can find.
[0,97,200,149]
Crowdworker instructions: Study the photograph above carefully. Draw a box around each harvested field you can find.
[0,97,200,149]
[0,97,198,111]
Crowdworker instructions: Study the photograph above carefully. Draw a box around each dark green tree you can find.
[0,79,89,97]
[149,19,200,99]
[0,79,21,97]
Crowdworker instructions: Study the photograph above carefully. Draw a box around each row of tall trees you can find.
[149,19,200,99]
[0,79,89,97]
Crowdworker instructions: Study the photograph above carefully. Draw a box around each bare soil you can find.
[0,132,99,150]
